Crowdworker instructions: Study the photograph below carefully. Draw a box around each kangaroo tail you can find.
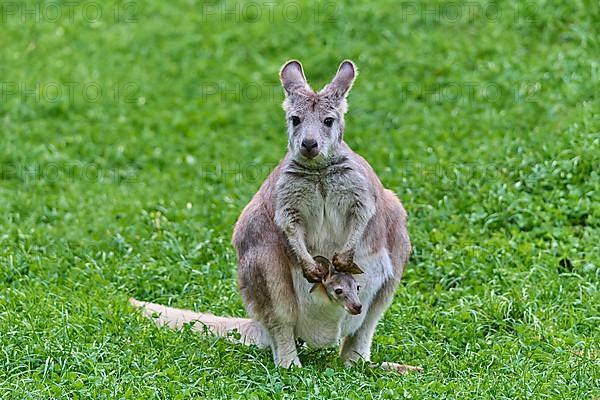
[128,298,270,348]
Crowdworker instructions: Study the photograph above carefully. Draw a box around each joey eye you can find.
[357,285,361,293]
[291,116,301,126]
[334,288,343,295]
[323,117,334,127]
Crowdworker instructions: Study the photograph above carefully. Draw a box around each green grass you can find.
[1,0,599,398]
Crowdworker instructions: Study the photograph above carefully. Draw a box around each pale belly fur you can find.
[292,197,394,348]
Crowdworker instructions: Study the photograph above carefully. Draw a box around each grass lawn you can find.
[1,0,599,398]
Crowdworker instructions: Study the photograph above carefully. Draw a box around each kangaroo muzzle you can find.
[300,138,319,158]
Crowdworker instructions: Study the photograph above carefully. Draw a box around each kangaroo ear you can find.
[339,262,364,275]
[320,60,357,104]
[280,60,310,95]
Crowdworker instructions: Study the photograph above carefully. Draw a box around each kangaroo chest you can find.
[298,174,357,256]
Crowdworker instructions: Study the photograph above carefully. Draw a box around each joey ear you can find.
[348,263,364,274]
[320,60,357,103]
[280,60,310,95]
[313,255,331,268]
[313,255,332,279]
[338,262,364,275]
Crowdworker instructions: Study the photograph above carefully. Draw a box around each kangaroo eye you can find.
[334,288,343,295]
[323,117,334,127]
[357,285,361,292]
[291,116,301,126]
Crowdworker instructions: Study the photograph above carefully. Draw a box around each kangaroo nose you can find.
[301,139,318,150]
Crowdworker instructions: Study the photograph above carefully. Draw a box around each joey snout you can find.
[329,278,363,315]
[343,289,363,315]
[345,301,362,315]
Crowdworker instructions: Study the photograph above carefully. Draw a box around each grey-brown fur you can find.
[130,60,418,373]
[233,60,416,371]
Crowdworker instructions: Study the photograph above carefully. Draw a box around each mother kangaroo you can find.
[130,60,416,373]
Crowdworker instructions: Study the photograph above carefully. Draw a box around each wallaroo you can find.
[130,60,420,373]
